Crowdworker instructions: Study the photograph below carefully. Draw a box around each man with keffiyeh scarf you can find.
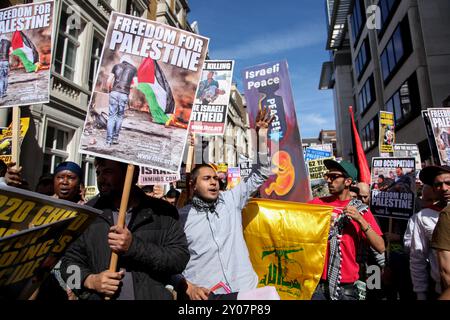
[175,107,274,300]
[309,159,385,300]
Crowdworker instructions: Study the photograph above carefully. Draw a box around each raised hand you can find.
[255,106,275,132]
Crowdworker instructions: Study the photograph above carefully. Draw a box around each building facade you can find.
[320,0,450,165]
[1,0,196,189]
[302,129,337,156]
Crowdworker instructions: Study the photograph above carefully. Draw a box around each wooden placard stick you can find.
[11,106,21,166]
[185,133,196,201]
[105,164,135,300]
[185,133,196,174]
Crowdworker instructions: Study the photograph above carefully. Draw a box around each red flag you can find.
[11,31,23,49]
[349,106,371,183]
[137,58,155,84]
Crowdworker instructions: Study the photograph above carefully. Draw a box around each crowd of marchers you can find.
[0,108,449,301]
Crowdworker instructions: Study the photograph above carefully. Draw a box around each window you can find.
[81,155,97,186]
[54,3,85,81]
[378,0,400,33]
[355,38,371,79]
[43,124,73,175]
[127,0,144,17]
[380,18,412,82]
[175,1,182,15]
[350,0,366,45]
[88,34,103,90]
[386,73,421,127]
[358,75,375,113]
[362,117,378,151]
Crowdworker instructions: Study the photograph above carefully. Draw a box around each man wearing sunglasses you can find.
[309,159,385,300]
[425,165,450,299]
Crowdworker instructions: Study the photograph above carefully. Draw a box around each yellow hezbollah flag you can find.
[242,198,332,300]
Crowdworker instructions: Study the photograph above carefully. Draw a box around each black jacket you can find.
[60,188,189,300]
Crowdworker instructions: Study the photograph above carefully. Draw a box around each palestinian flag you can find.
[11,31,40,73]
[137,58,174,125]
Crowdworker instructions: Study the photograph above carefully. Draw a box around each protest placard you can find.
[138,166,180,185]
[238,154,253,181]
[176,165,187,189]
[426,108,450,166]
[0,117,29,164]
[307,157,334,198]
[393,144,422,170]
[79,12,209,172]
[307,143,333,154]
[0,1,54,108]
[304,148,332,162]
[226,167,240,190]
[0,218,74,299]
[421,110,441,165]
[379,111,395,154]
[370,157,416,219]
[83,185,98,202]
[307,157,334,181]
[242,60,311,202]
[189,60,234,135]
[0,185,101,299]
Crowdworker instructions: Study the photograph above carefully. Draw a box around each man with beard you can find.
[409,166,450,300]
[176,108,273,300]
[427,165,450,299]
[309,159,385,300]
[60,158,189,300]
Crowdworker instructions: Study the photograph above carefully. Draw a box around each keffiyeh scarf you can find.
[327,199,368,300]
[191,196,222,214]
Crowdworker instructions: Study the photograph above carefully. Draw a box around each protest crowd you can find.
[1,117,450,301]
[0,0,450,303]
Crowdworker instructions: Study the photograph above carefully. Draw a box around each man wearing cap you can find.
[4,161,84,204]
[309,159,385,300]
[424,165,450,299]
[408,166,449,300]
[52,161,85,204]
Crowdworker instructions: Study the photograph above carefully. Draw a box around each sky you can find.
[188,0,335,139]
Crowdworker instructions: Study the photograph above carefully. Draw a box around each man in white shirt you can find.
[404,185,438,254]
[409,166,450,299]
